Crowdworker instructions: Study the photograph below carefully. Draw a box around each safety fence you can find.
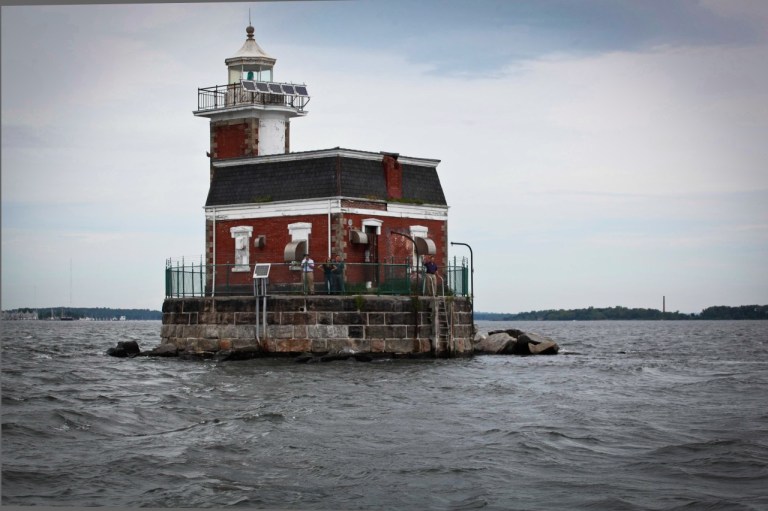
[165,257,469,298]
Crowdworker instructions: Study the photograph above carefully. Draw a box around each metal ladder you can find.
[432,276,453,356]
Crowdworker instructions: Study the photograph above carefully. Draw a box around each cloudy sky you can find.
[2,0,767,314]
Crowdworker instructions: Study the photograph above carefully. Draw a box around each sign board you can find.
[253,263,271,279]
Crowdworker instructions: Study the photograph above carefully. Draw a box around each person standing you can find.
[301,253,315,295]
[332,254,345,294]
[322,258,334,294]
[424,255,438,296]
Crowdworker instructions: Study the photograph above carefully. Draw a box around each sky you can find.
[2,0,767,314]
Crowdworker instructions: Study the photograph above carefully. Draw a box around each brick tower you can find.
[194,24,309,163]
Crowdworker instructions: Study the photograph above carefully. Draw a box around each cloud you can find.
[2,2,767,313]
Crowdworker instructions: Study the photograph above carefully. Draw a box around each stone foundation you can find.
[161,295,473,359]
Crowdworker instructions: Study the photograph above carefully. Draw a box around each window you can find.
[362,218,383,235]
[230,226,253,272]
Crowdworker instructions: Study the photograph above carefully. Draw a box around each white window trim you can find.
[362,218,383,235]
[230,226,253,272]
[288,222,312,241]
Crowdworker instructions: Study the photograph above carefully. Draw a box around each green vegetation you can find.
[476,305,768,321]
[388,197,425,205]
[699,305,768,320]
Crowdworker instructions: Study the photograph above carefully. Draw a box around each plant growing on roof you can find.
[388,197,425,205]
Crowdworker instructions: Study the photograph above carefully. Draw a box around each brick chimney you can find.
[382,152,402,200]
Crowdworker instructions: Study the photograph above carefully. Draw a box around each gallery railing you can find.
[196,82,310,113]
[165,258,469,298]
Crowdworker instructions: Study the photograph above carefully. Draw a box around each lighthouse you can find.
[194,24,309,159]
[194,23,451,295]
[159,23,474,360]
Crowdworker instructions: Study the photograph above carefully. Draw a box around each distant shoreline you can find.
[3,304,766,322]
[477,305,768,321]
[1,307,162,321]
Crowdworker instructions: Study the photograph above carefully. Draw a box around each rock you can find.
[474,331,517,354]
[529,340,559,355]
[505,338,532,355]
[515,332,559,355]
[318,353,354,362]
[294,350,374,363]
[473,329,559,356]
[107,340,183,358]
[142,343,178,357]
[293,352,318,363]
[106,340,141,358]
[214,347,263,361]
[488,328,524,339]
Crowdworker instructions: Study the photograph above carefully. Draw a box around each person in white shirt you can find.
[301,254,315,295]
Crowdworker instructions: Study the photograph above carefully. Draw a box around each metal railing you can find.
[165,258,469,299]
[165,257,206,298]
[196,83,310,113]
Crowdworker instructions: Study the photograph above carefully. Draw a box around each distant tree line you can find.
[10,307,162,320]
[476,305,768,321]
[699,305,768,320]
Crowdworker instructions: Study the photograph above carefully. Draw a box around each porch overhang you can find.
[283,240,307,262]
[350,230,368,244]
[414,237,436,256]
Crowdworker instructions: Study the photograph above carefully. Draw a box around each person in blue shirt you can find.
[331,254,345,294]
[424,255,438,296]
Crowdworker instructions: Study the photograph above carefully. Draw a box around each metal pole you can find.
[255,292,260,341]
[212,208,216,297]
[328,199,332,260]
[450,242,474,328]
[262,282,267,341]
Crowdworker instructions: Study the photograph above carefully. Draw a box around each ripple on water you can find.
[2,320,768,509]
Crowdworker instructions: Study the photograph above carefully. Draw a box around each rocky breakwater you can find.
[106,326,560,360]
[105,339,375,362]
[106,340,179,358]
[473,328,559,355]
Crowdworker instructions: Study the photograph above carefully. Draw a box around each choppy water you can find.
[2,319,768,510]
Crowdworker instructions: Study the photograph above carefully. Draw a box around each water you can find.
[2,319,768,510]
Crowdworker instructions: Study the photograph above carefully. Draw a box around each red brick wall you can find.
[206,212,447,288]
[382,155,403,199]
[211,119,259,159]
[212,123,245,159]
[340,214,447,265]
[208,213,332,287]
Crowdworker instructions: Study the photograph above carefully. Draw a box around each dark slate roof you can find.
[205,149,447,207]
